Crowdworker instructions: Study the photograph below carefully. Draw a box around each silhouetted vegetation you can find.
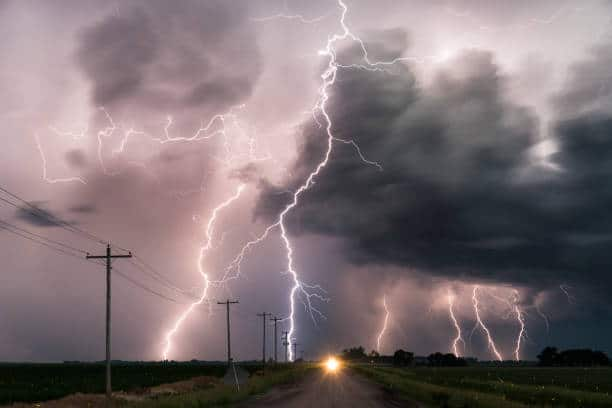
[341,346,368,360]
[393,349,414,366]
[427,352,467,367]
[537,346,611,366]
[0,362,265,405]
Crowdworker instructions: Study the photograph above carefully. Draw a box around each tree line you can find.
[340,347,466,366]
[340,346,611,367]
[537,347,610,366]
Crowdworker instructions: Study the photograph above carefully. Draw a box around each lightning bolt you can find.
[251,11,332,25]
[447,290,465,357]
[227,0,388,361]
[35,133,87,185]
[535,302,550,334]
[162,184,245,360]
[472,285,503,361]
[512,289,526,361]
[559,284,576,304]
[375,294,390,353]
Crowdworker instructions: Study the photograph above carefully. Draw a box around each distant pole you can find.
[86,243,132,402]
[270,317,281,363]
[300,350,304,360]
[257,312,271,366]
[218,299,239,366]
[282,331,289,362]
[292,342,300,362]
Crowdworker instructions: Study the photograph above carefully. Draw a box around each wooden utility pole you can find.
[292,342,300,362]
[282,331,289,362]
[256,312,271,366]
[86,243,132,402]
[217,299,239,367]
[270,316,281,363]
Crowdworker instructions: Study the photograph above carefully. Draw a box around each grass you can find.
[0,362,248,405]
[129,364,314,407]
[353,365,612,408]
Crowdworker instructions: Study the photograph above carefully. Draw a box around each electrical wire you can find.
[0,218,87,255]
[0,185,130,253]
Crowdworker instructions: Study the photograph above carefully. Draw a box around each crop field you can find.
[354,365,612,407]
[0,362,246,405]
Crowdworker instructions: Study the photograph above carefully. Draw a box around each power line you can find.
[0,185,130,252]
[0,220,88,261]
[0,215,181,305]
[0,218,87,255]
[0,193,104,245]
[128,256,196,300]
[113,267,182,304]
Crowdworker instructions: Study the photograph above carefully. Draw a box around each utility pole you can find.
[282,331,289,362]
[86,243,132,402]
[217,299,239,367]
[256,312,271,366]
[292,342,300,362]
[270,316,282,363]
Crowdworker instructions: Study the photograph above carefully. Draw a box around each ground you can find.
[4,364,612,407]
[240,367,415,408]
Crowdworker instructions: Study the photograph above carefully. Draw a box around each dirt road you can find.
[242,367,416,408]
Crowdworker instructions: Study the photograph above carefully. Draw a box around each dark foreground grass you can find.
[129,364,314,408]
[354,365,612,408]
[0,362,245,405]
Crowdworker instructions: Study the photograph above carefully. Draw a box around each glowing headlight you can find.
[325,356,340,372]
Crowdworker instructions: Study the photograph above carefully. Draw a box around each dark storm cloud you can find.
[65,149,87,168]
[553,44,612,116]
[69,204,96,214]
[230,163,263,184]
[76,0,261,112]
[256,31,612,290]
[14,202,68,227]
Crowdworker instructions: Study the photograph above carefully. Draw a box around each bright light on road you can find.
[325,356,340,372]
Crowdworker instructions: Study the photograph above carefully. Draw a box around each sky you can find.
[1,0,612,362]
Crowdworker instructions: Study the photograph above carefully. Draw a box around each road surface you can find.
[242,367,417,408]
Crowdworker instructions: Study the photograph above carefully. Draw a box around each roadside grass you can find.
[354,365,612,408]
[129,364,314,408]
[388,366,612,394]
[354,366,526,408]
[0,362,244,405]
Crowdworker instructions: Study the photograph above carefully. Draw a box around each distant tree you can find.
[369,350,380,358]
[427,352,467,367]
[538,347,610,367]
[537,346,559,366]
[341,346,367,360]
[393,349,414,366]
[559,349,610,366]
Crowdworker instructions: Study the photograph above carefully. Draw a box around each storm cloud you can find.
[76,0,261,113]
[256,32,612,292]
[2,0,612,362]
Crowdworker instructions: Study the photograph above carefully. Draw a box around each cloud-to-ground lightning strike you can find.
[472,285,504,361]
[162,184,245,360]
[219,0,387,361]
[447,290,465,357]
[512,289,526,361]
[33,1,566,363]
[376,294,390,353]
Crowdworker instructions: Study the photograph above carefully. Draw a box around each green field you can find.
[0,362,246,405]
[131,364,313,408]
[354,365,612,407]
